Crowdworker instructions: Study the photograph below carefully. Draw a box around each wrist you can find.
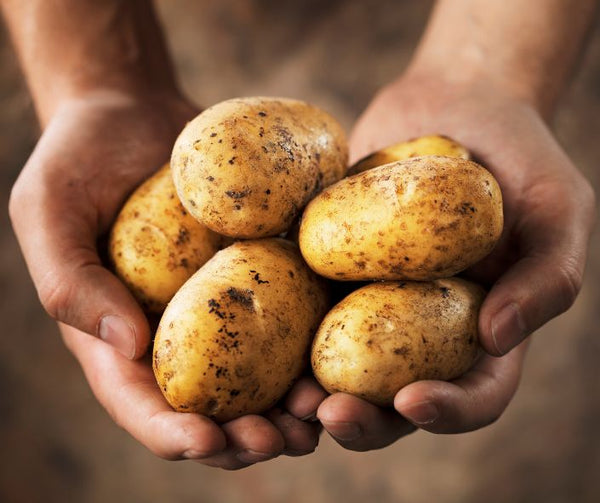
[3,0,182,126]
[403,56,551,120]
[47,86,198,134]
[35,74,185,128]
[403,0,598,122]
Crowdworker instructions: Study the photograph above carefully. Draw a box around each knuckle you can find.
[8,178,28,226]
[581,178,597,221]
[37,272,76,322]
[554,259,583,313]
[144,411,195,462]
[569,173,596,225]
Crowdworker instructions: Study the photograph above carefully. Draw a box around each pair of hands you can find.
[9,75,595,470]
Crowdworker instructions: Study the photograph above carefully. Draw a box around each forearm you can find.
[408,0,598,118]
[1,0,178,125]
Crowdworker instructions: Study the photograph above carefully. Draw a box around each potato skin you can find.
[348,134,470,176]
[153,239,330,422]
[109,164,222,314]
[311,279,484,406]
[299,155,503,281]
[171,97,348,238]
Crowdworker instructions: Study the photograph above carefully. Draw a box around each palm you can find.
[18,95,323,469]
[350,79,591,328]
[34,97,197,235]
[313,76,593,447]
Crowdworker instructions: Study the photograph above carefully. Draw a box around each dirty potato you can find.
[109,164,223,314]
[348,134,469,175]
[311,278,484,406]
[299,155,503,281]
[171,97,348,238]
[153,238,330,422]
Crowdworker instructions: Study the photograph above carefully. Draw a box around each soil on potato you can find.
[1,2,600,502]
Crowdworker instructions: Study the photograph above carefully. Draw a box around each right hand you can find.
[10,89,322,468]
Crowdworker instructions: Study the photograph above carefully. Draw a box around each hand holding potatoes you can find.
[17,95,329,471]
[100,92,543,462]
[314,68,594,452]
[115,99,502,427]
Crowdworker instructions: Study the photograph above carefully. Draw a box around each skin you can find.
[313,0,597,449]
[3,0,597,465]
[4,0,322,469]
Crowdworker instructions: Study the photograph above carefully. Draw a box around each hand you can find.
[10,89,321,469]
[61,324,322,469]
[309,73,595,449]
[9,89,196,358]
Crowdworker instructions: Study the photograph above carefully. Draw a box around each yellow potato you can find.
[171,97,348,238]
[109,164,223,314]
[311,278,484,406]
[153,238,329,422]
[299,155,503,281]
[348,134,470,175]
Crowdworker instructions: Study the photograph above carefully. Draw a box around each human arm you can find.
[307,0,597,448]
[4,0,320,468]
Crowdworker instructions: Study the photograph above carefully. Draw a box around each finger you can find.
[61,324,227,459]
[478,180,595,356]
[317,393,415,452]
[283,376,329,421]
[197,415,286,470]
[394,343,527,433]
[265,408,321,456]
[10,143,150,359]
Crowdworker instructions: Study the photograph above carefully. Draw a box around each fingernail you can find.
[98,315,136,359]
[321,421,362,441]
[400,401,439,425]
[491,303,527,355]
[236,449,275,464]
[299,412,318,422]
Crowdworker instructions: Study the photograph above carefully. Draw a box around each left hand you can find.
[286,72,594,450]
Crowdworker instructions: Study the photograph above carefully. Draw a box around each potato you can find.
[171,97,348,238]
[348,134,469,176]
[299,155,503,281]
[311,278,484,406]
[153,238,329,422]
[109,164,222,314]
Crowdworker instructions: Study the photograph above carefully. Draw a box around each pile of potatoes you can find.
[109,97,503,421]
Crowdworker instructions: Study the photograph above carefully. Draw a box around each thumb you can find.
[478,184,595,356]
[9,164,150,360]
[479,254,582,356]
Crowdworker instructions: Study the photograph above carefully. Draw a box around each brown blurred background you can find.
[1,1,599,502]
